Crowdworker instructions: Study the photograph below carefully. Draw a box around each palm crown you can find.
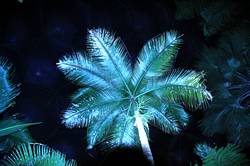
[57,28,212,165]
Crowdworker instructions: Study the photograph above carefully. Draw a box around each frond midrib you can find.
[91,32,133,96]
[133,35,182,96]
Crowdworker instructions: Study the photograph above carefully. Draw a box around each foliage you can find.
[1,143,77,166]
[57,28,211,150]
[0,58,39,152]
[194,143,213,160]
[0,58,20,114]
[198,27,250,146]
[174,0,241,37]
[194,143,249,166]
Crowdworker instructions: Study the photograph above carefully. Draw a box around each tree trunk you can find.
[135,115,155,166]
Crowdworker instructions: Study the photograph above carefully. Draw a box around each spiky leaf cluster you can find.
[194,144,249,166]
[0,58,20,114]
[1,143,77,166]
[57,28,211,150]
[0,58,39,152]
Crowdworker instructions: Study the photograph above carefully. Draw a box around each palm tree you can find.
[57,28,212,165]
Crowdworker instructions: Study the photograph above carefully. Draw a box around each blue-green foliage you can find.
[198,27,250,146]
[194,143,213,160]
[57,28,212,150]
[2,143,77,166]
[194,144,249,166]
[175,0,239,37]
[0,58,20,114]
[0,57,39,152]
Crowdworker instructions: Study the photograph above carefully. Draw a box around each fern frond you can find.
[2,143,77,166]
[132,31,183,93]
[0,58,20,113]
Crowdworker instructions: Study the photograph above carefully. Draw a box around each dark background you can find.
[0,0,248,165]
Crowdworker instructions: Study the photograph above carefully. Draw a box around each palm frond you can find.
[1,143,77,166]
[137,69,212,109]
[0,58,20,114]
[109,114,139,148]
[194,143,213,160]
[165,103,189,127]
[57,52,112,89]
[62,90,126,128]
[132,31,183,93]
[87,28,132,93]
[202,144,249,166]
[145,107,180,134]
[0,118,34,152]
[0,119,40,137]
[87,109,121,149]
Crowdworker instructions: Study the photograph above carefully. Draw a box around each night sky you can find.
[0,0,248,165]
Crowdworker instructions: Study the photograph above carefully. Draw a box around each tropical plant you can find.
[0,57,39,152]
[194,143,249,166]
[198,27,250,147]
[174,0,244,37]
[1,143,77,166]
[57,28,212,165]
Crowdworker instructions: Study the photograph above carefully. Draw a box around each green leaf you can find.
[0,120,41,137]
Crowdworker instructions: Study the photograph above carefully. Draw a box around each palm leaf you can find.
[87,28,132,94]
[1,143,77,166]
[165,103,189,127]
[62,91,126,128]
[137,69,212,109]
[87,109,121,149]
[109,114,139,148]
[145,107,180,134]
[0,118,34,152]
[132,31,183,94]
[0,58,20,113]
[57,52,112,89]
[0,119,40,137]
[194,143,213,160]
[202,144,249,166]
